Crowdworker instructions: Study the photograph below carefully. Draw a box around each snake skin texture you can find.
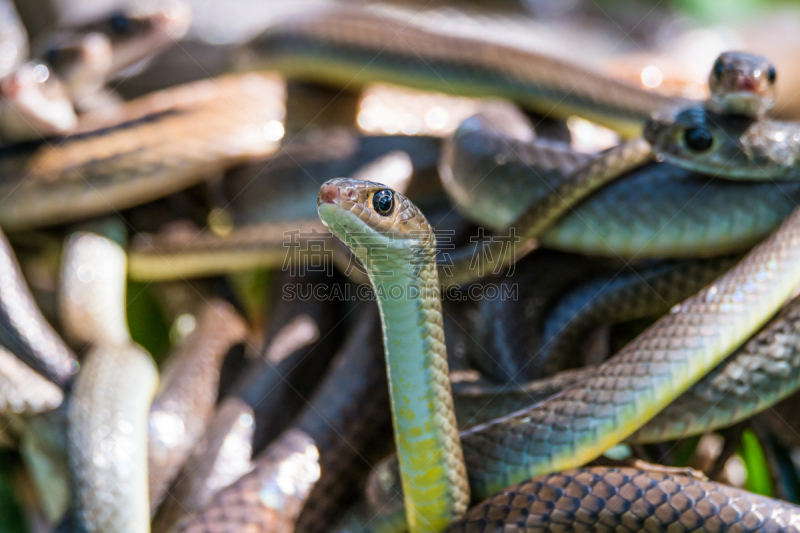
[440,113,596,232]
[452,369,591,429]
[444,138,654,287]
[244,7,682,136]
[148,300,247,510]
[458,200,800,498]
[0,228,76,386]
[0,345,62,414]
[171,429,320,533]
[631,292,800,443]
[0,73,284,230]
[294,306,394,533]
[443,112,800,259]
[318,178,470,532]
[542,255,741,369]
[647,106,800,180]
[342,184,800,533]
[152,398,255,533]
[60,232,130,346]
[69,343,158,533]
[449,285,800,442]
[449,467,800,533]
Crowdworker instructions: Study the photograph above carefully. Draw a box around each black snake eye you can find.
[108,13,134,35]
[43,48,60,66]
[684,127,713,152]
[372,189,395,216]
[768,65,777,84]
[712,58,725,80]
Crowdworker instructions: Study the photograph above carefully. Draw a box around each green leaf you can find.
[740,428,773,497]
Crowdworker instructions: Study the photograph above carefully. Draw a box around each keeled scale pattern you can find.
[148,300,247,509]
[461,203,800,498]
[173,430,320,533]
[318,179,470,530]
[69,343,158,533]
[633,292,800,442]
[450,467,800,533]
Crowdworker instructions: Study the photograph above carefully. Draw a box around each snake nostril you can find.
[318,184,339,205]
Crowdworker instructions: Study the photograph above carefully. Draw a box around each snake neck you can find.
[359,238,469,532]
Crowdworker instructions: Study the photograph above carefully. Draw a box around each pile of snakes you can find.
[3,1,800,532]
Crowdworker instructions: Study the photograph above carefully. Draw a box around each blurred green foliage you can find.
[0,453,26,533]
[126,281,171,362]
[676,0,796,23]
[740,428,773,497]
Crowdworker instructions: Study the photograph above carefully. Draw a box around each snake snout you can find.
[737,75,756,92]
[318,183,340,206]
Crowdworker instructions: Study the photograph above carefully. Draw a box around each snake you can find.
[168,304,393,533]
[152,397,255,533]
[60,231,131,347]
[646,104,800,180]
[318,178,470,533]
[147,299,247,510]
[68,342,158,533]
[240,6,684,138]
[451,275,800,440]
[707,51,777,118]
[35,1,192,114]
[60,229,251,526]
[0,227,76,387]
[451,466,800,533]
[61,230,157,532]
[319,177,800,533]
[441,110,800,259]
[0,60,78,141]
[127,132,437,282]
[0,71,283,231]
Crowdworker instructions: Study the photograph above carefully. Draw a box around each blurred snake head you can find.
[708,51,776,118]
[0,62,78,141]
[82,0,191,75]
[644,105,780,179]
[317,179,436,274]
[37,32,113,97]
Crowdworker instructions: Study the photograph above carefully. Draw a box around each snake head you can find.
[80,0,191,75]
[644,105,783,179]
[708,51,776,118]
[317,179,436,271]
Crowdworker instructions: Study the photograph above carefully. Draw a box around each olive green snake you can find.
[319,177,800,533]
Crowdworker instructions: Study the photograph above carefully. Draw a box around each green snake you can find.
[318,178,469,533]
[319,177,800,533]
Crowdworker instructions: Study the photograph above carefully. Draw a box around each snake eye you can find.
[684,127,713,152]
[43,48,60,67]
[372,190,395,216]
[108,13,134,35]
[768,65,777,84]
[712,58,725,80]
